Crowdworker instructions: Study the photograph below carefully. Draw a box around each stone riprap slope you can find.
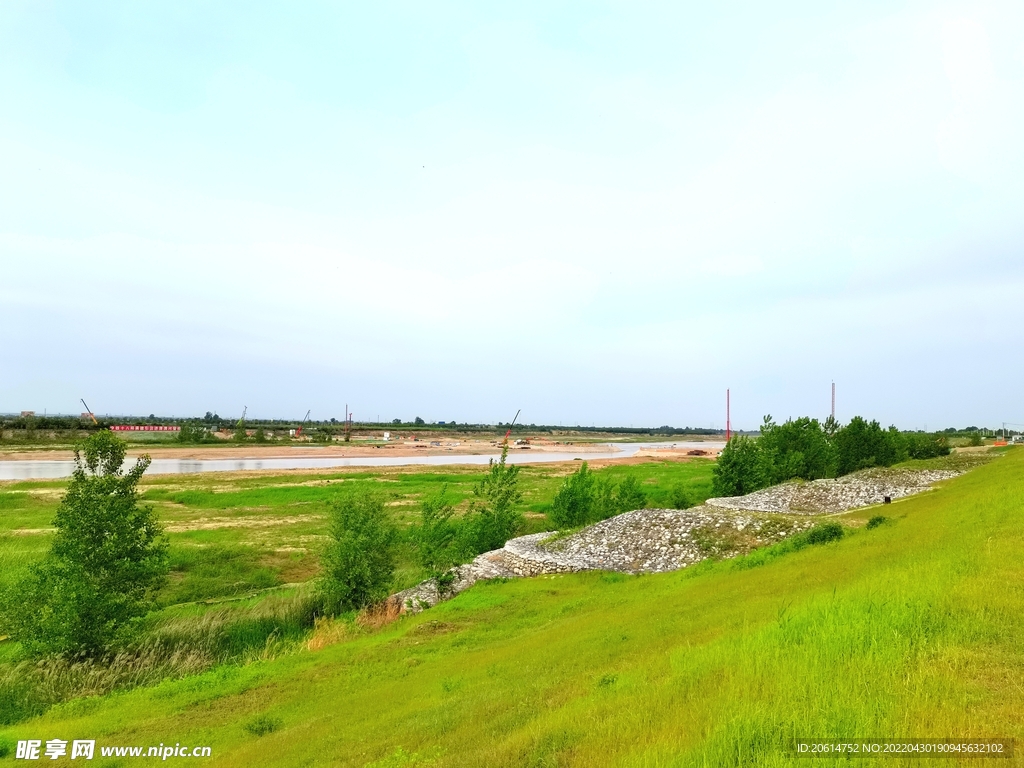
[705,467,963,515]
[516,509,813,574]
[392,463,973,613]
[392,549,515,613]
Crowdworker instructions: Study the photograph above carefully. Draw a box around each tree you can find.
[2,431,168,657]
[757,416,836,483]
[465,443,524,552]
[712,435,770,497]
[177,421,209,443]
[550,461,597,529]
[833,417,907,475]
[414,417,425,426]
[614,475,647,513]
[415,486,463,597]
[319,490,399,614]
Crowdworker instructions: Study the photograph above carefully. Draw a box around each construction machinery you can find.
[502,409,521,446]
[295,410,312,437]
[80,399,98,425]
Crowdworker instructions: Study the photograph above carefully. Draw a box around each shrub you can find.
[803,522,845,545]
[464,444,524,552]
[177,421,210,443]
[758,416,837,483]
[670,484,694,510]
[613,476,647,514]
[244,714,283,736]
[550,462,597,529]
[712,436,770,497]
[905,432,951,459]
[833,417,907,475]
[866,515,888,529]
[415,487,463,597]
[1,431,168,657]
[318,490,398,614]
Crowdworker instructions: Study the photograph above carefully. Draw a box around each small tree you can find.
[2,431,168,657]
[415,486,463,597]
[550,461,597,529]
[319,490,399,614]
[613,475,647,513]
[465,444,524,552]
[712,435,770,497]
[177,421,209,443]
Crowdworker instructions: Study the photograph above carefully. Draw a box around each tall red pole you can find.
[726,389,731,443]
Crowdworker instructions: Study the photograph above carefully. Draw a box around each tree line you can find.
[712,415,951,497]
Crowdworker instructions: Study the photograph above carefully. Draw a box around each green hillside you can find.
[2,449,1021,766]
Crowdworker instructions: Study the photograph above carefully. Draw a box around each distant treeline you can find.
[0,412,1012,439]
[0,412,726,437]
[713,415,954,497]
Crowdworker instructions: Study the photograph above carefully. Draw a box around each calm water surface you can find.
[0,442,724,480]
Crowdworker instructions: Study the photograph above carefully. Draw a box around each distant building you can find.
[20,411,34,417]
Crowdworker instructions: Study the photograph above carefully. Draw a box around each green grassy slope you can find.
[2,450,1020,765]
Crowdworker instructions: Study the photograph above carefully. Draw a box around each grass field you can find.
[0,449,1019,765]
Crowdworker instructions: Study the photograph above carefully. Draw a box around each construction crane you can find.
[236,406,247,430]
[295,410,311,437]
[502,409,521,446]
[80,398,98,425]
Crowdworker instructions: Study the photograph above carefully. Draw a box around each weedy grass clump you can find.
[243,714,283,737]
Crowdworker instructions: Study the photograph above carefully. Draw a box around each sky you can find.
[2,1,1022,430]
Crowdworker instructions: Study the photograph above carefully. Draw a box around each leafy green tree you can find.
[253,427,268,443]
[833,417,907,475]
[550,461,597,529]
[757,416,836,483]
[415,486,463,597]
[319,490,399,613]
[465,444,524,551]
[1,431,168,657]
[613,475,647,513]
[712,435,770,497]
[177,421,209,443]
[414,417,425,426]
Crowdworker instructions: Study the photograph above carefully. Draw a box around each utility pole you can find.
[831,381,835,420]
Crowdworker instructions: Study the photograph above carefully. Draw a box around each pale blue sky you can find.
[2,1,1022,429]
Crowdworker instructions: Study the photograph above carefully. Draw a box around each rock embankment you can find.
[391,465,967,613]
[704,468,962,515]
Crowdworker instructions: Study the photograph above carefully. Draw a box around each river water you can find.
[0,441,724,481]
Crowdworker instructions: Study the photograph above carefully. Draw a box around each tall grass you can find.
[0,591,318,726]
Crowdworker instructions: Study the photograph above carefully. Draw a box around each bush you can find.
[758,416,837,483]
[177,421,211,443]
[613,476,647,513]
[833,417,907,475]
[244,714,283,736]
[712,436,770,497]
[670,484,694,509]
[550,462,597,529]
[318,490,398,614]
[803,522,845,545]
[905,432,951,459]
[464,444,524,552]
[866,515,889,529]
[1,431,168,657]
[415,487,463,597]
